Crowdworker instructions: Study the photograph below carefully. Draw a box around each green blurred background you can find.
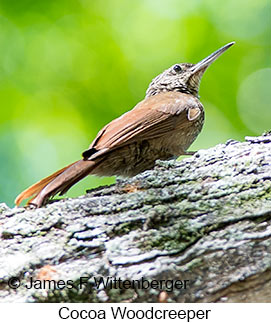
[0,0,270,206]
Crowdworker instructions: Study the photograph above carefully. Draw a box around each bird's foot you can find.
[183,151,197,156]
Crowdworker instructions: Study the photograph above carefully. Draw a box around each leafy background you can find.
[0,0,270,206]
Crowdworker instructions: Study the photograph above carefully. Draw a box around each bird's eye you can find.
[173,64,182,73]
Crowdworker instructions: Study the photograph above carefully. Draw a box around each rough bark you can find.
[0,133,271,303]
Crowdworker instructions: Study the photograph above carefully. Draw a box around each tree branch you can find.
[1,133,271,302]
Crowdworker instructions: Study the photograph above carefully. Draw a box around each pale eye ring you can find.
[173,64,182,73]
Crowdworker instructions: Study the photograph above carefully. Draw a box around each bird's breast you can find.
[93,92,205,177]
[163,102,205,155]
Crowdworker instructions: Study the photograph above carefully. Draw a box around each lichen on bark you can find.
[0,133,271,302]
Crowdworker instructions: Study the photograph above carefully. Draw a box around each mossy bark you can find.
[1,134,271,302]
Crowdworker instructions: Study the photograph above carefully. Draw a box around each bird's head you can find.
[146,42,235,98]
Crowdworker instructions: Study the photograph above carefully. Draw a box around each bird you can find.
[15,42,235,208]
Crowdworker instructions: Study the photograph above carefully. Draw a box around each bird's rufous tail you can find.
[15,159,97,208]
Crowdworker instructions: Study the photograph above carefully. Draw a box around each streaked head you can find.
[146,42,235,98]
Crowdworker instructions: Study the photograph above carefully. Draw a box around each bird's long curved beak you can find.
[191,42,235,73]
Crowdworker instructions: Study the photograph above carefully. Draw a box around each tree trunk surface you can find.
[1,134,271,303]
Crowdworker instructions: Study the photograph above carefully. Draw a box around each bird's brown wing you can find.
[15,92,201,207]
[83,92,202,159]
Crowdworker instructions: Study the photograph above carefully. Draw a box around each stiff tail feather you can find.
[15,159,96,207]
